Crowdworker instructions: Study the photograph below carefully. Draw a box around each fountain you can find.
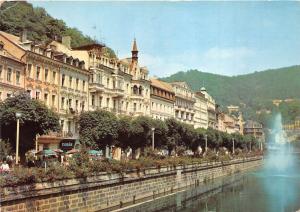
[265,113,293,171]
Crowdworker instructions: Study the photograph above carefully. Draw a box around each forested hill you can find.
[161,65,300,120]
[0,1,116,57]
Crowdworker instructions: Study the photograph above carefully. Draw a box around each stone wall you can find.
[0,157,262,212]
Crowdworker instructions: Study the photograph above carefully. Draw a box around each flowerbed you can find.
[0,150,262,187]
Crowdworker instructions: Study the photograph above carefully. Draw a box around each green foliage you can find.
[161,66,300,124]
[0,139,12,160]
[129,116,154,151]
[0,1,116,58]
[79,110,119,148]
[0,93,60,154]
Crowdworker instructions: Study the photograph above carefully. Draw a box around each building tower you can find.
[132,38,138,62]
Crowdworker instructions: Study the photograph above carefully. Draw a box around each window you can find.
[81,101,85,111]
[133,103,137,112]
[0,91,2,101]
[107,78,109,87]
[16,71,20,84]
[36,66,40,80]
[7,68,12,82]
[52,71,56,83]
[113,100,116,109]
[0,65,2,78]
[62,74,65,86]
[27,64,32,77]
[61,97,65,109]
[92,95,95,106]
[26,90,31,97]
[82,80,86,91]
[99,97,102,107]
[106,98,110,107]
[44,93,48,103]
[52,95,56,107]
[45,69,48,81]
[75,100,79,110]
[69,99,72,108]
[7,93,11,98]
[35,91,40,100]
[126,102,129,110]
[60,120,64,129]
[69,76,72,88]
[67,121,71,133]
[76,78,79,90]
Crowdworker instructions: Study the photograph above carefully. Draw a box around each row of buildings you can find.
[0,31,262,151]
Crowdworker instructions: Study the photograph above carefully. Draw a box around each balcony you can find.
[112,87,124,97]
[131,93,144,100]
[89,82,105,92]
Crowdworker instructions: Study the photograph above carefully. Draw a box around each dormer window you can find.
[0,41,4,50]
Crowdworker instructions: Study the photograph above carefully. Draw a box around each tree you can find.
[0,1,117,57]
[190,128,205,154]
[151,119,168,149]
[0,93,60,154]
[117,115,132,149]
[79,110,119,149]
[128,116,153,155]
[0,139,12,160]
[206,127,217,150]
[164,118,182,155]
[180,123,196,150]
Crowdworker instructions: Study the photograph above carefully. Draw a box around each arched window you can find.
[133,85,138,94]
[139,86,143,95]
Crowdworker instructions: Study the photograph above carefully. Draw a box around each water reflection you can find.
[123,157,300,212]
[124,114,300,212]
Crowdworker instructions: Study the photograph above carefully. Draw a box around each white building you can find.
[194,91,208,129]
[150,78,175,120]
[171,82,196,125]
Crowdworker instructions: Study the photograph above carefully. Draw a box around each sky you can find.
[31,1,300,77]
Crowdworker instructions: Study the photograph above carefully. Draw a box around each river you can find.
[121,153,300,212]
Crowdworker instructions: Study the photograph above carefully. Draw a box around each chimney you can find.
[62,36,71,49]
[20,29,27,43]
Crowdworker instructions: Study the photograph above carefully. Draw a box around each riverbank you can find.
[0,156,262,212]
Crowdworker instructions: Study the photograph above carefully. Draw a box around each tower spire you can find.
[131,38,138,62]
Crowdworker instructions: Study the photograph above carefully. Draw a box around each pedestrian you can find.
[0,160,10,172]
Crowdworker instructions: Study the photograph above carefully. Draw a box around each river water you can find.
[122,153,300,212]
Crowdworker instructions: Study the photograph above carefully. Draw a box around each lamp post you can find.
[232,138,235,155]
[15,112,22,165]
[151,128,155,150]
[205,134,208,152]
[35,134,39,154]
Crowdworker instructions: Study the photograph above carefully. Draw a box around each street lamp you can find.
[204,134,208,152]
[232,138,235,155]
[151,128,155,150]
[15,112,22,165]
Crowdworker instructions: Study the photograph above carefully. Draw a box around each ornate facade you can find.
[0,31,90,149]
[0,41,25,101]
[194,91,208,129]
[150,78,175,120]
[200,87,217,129]
[171,82,196,125]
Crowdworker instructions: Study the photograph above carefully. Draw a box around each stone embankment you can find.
[0,157,262,212]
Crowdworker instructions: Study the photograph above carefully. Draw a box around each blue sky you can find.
[32,1,300,77]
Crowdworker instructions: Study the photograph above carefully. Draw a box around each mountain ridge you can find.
[161,65,300,121]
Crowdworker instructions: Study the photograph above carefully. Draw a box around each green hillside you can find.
[0,1,116,57]
[161,66,300,124]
